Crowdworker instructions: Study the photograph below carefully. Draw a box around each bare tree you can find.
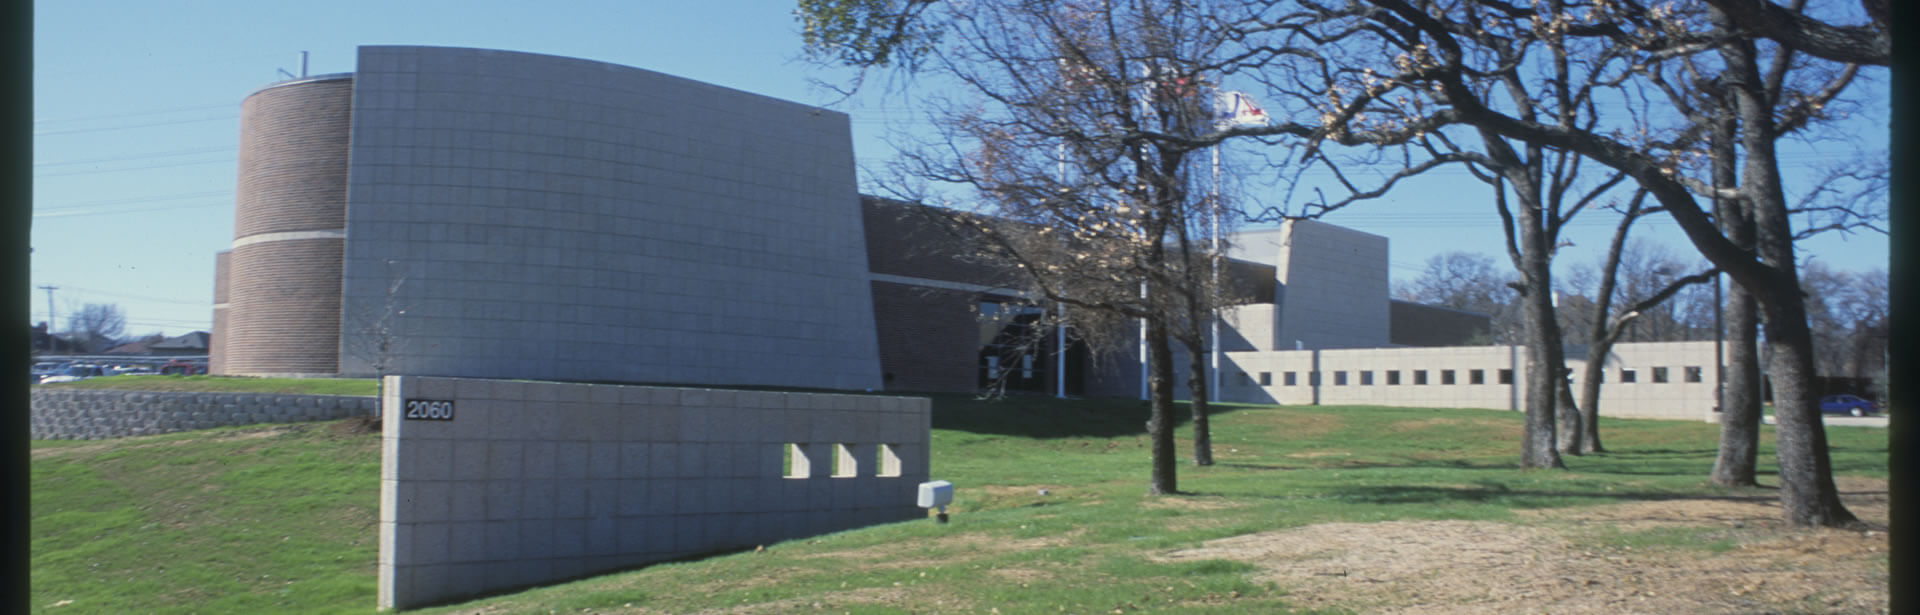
[804,0,1270,494]
[1396,251,1521,344]
[1231,0,1878,525]
[65,303,127,353]
[1566,199,1715,454]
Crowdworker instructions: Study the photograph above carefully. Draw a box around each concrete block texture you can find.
[335,46,883,391]
[29,389,375,440]
[379,376,930,610]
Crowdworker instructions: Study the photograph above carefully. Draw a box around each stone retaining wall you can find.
[29,389,378,440]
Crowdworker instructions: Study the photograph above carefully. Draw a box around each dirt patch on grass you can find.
[798,529,1081,568]
[1158,480,1889,614]
[31,424,302,461]
[1140,494,1244,512]
[329,415,382,436]
[1260,411,1343,439]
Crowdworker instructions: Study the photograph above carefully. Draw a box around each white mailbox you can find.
[917,480,953,508]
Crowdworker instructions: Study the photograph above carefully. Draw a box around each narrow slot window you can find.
[784,443,811,479]
[875,444,902,477]
[833,443,858,477]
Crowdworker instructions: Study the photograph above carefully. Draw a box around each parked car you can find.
[159,360,208,376]
[38,364,104,384]
[1819,394,1877,417]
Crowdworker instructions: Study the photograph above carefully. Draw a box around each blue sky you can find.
[32,1,1890,338]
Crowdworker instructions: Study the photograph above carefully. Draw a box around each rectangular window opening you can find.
[1259,372,1272,386]
[1414,370,1429,385]
[1360,371,1374,386]
[1238,371,1252,386]
[1284,371,1297,386]
[784,443,811,479]
[1498,369,1514,385]
[1441,370,1456,385]
[1619,368,1638,384]
[1469,369,1485,385]
[1685,366,1703,383]
[833,443,858,478]
[1387,370,1401,385]
[875,444,902,478]
[1652,366,1670,383]
[1334,371,1348,386]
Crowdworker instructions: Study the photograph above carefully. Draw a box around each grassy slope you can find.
[35,375,379,396]
[30,395,1888,614]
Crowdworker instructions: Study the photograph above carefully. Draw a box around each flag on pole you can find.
[1211,90,1269,131]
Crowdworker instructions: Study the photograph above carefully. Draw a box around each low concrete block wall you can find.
[378,376,931,610]
[29,389,378,440]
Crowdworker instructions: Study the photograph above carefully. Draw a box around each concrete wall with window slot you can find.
[377,376,930,610]
[1209,340,1719,421]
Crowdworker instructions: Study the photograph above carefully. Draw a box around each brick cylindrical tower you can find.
[217,75,353,376]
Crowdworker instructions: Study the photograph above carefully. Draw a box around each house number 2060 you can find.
[403,399,455,421]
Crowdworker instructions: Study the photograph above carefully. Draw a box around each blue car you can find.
[1819,394,1877,417]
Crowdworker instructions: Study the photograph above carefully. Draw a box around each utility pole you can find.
[38,285,57,352]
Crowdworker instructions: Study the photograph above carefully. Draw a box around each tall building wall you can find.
[336,46,882,390]
[1269,219,1391,350]
[219,75,354,376]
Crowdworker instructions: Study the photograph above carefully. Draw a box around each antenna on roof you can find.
[274,51,310,81]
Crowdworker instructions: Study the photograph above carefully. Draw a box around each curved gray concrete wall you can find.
[30,390,377,440]
[338,46,882,390]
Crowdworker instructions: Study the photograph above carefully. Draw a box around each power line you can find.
[33,102,235,126]
[33,114,238,137]
[34,157,236,178]
[35,145,235,168]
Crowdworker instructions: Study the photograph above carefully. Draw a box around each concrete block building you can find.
[213,45,1720,421]
[215,46,881,391]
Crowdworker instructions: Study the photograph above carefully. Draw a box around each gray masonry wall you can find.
[378,376,930,610]
[1211,341,1720,420]
[338,46,882,390]
[29,390,377,440]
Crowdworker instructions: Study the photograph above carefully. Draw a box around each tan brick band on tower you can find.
[221,75,353,375]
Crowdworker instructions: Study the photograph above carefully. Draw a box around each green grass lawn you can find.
[30,394,1888,614]
[36,375,381,396]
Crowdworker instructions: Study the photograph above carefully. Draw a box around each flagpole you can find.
[1057,141,1068,399]
[1210,144,1221,400]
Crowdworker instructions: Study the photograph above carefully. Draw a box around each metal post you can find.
[1714,272,1725,412]
[1139,282,1149,401]
[1209,145,1222,400]
[39,285,58,351]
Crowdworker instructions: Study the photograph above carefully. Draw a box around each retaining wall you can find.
[29,389,378,440]
[379,376,931,610]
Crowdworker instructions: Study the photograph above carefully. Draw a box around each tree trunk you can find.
[1719,21,1856,525]
[1555,378,1582,456]
[1711,280,1762,486]
[1145,317,1180,495]
[1575,341,1607,454]
[1760,294,1858,526]
[1184,338,1214,466]
[1520,288,1568,470]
